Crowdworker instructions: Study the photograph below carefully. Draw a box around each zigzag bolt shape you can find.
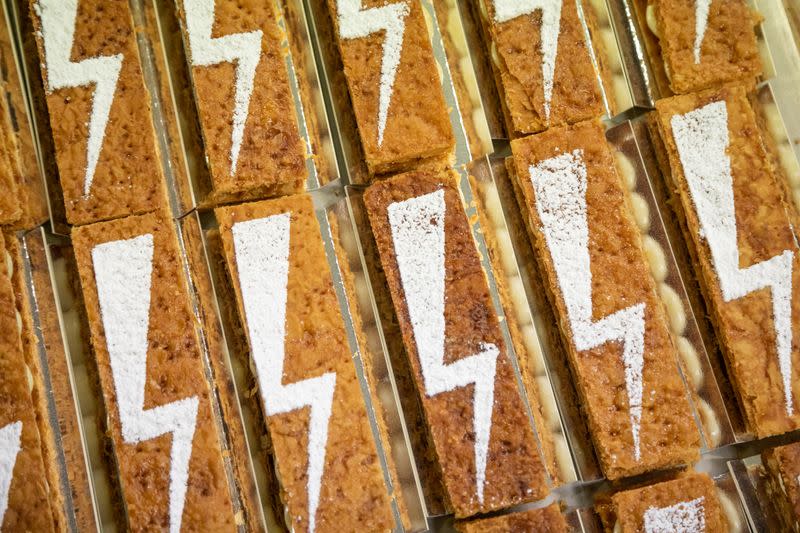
[528,150,646,460]
[232,213,336,533]
[36,0,123,196]
[93,235,199,533]
[184,0,263,175]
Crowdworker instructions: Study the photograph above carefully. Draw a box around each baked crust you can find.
[641,0,761,95]
[477,0,608,136]
[72,211,236,531]
[651,85,800,437]
[455,503,568,532]
[510,120,699,480]
[0,234,56,532]
[599,472,727,532]
[175,0,307,204]
[216,195,395,532]
[29,0,168,225]
[0,14,47,230]
[324,0,454,175]
[364,170,549,517]
[762,442,800,531]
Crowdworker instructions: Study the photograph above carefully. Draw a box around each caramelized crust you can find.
[477,0,607,135]
[72,211,235,531]
[599,472,726,532]
[175,0,307,204]
[762,442,800,531]
[651,85,800,437]
[364,170,548,517]
[510,120,699,479]
[216,195,395,532]
[647,0,761,95]
[456,503,568,532]
[29,0,168,225]
[0,235,56,532]
[325,0,454,175]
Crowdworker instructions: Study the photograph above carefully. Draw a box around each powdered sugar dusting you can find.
[338,0,409,146]
[0,421,21,527]
[93,235,199,533]
[644,496,706,532]
[35,0,123,196]
[693,0,711,64]
[388,189,498,503]
[232,214,335,533]
[493,0,562,121]
[671,100,796,416]
[184,0,262,175]
[529,150,645,460]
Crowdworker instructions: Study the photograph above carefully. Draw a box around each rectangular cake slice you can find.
[598,472,728,532]
[216,195,396,532]
[174,0,307,204]
[475,0,610,136]
[634,0,762,95]
[650,85,800,437]
[762,442,800,531]
[510,120,699,480]
[456,503,568,532]
[30,0,168,225]
[72,211,236,531]
[0,234,57,531]
[325,0,454,175]
[0,11,47,230]
[364,170,549,517]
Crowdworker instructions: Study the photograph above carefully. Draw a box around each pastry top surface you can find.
[651,0,761,94]
[510,120,699,479]
[327,0,454,174]
[483,0,606,134]
[364,169,548,517]
[652,85,800,437]
[177,0,307,202]
[72,211,236,532]
[216,194,395,532]
[606,472,727,533]
[30,0,167,225]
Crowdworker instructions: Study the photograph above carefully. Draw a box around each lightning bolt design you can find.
[529,150,645,460]
[693,0,711,63]
[643,496,705,533]
[337,0,410,146]
[388,190,499,503]
[672,101,796,416]
[0,421,22,527]
[232,214,336,533]
[93,235,199,533]
[493,0,562,121]
[183,0,262,175]
[35,0,123,196]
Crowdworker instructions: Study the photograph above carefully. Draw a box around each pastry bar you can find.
[0,11,47,230]
[475,0,612,136]
[325,0,454,175]
[174,0,307,204]
[597,471,727,532]
[509,120,699,480]
[72,211,236,531]
[29,0,168,226]
[364,170,549,517]
[13,230,97,531]
[633,0,761,96]
[649,85,800,437]
[0,234,59,531]
[762,441,800,531]
[216,195,397,532]
[456,503,568,532]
